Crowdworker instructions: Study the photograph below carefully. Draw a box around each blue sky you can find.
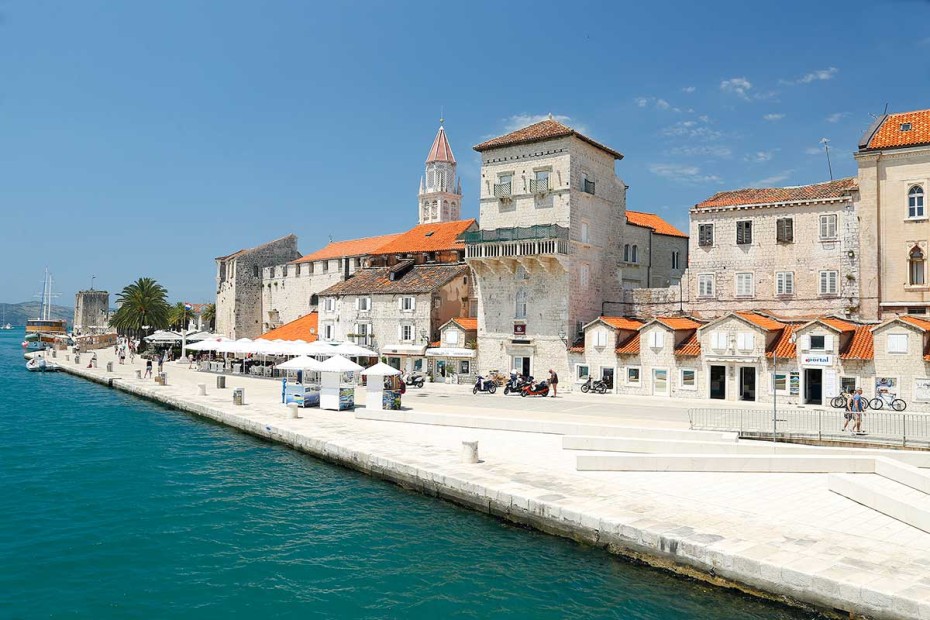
[2,0,929,306]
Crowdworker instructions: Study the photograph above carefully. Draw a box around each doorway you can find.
[513,356,531,379]
[710,365,726,400]
[739,367,756,401]
[805,368,823,405]
[600,367,615,391]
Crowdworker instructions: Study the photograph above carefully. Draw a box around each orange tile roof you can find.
[473,119,623,160]
[616,333,640,355]
[765,324,797,359]
[625,211,688,238]
[694,178,857,209]
[451,317,478,331]
[368,219,476,255]
[674,332,701,356]
[840,325,874,361]
[292,233,403,264]
[735,311,785,331]
[821,317,858,332]
[257,312,318,342]
[655,316,703,331]
[599,316,645,331]
[863,109,930,151]
[569,338,585,353]
[900,315,930,331]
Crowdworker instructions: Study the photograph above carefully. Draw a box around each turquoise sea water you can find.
[0,332,819,619]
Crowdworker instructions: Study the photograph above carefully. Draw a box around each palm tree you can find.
[109,277,170,341]
[201,303,216,331]
[167,302,188,331]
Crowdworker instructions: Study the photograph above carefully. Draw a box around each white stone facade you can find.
[261,256,363,331]
[73,290,110,335]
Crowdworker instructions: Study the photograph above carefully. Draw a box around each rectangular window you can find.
[594,330,607,347]
[576,364,590,380]
[400,296,415,311]
[698,224,714,247]
[810,335,825,350]
[698,274,715,297]
[357,297,371,311]
[324,297,335,312]
[626,367,641,384]
[323,323,334,340]
[776,218,794,243]
[671,250,681,270]
[736,220,752,245]
[401,325,414,342]
[711,332,728,350]
[735,272,754,297]
[580,221,590,244]
[887,333,909,354]
[736,332,755,350]
[445,330,459,345]
[776,271,794,295]
[819,214,837,240]
[494,173,513,198]
[819,270,838,295]
[648,330,665,348]
[459,360,470,375]
[531,170,550,194]
[580,263,590,289]
[680,369,696,389]
[841,377,857,394]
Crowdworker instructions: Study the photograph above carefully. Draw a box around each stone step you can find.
[829,472,930,534]
[576,454,876,473]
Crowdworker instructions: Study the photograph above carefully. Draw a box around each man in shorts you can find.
[852,388,866,434]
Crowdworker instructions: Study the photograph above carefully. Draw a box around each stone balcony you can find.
[463,225,569,274]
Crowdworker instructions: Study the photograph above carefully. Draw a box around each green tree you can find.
[167,302,188,331]
[109,277,170,340]
[201,303,216,331]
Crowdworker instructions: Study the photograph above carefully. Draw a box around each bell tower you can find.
[419,120,462,224]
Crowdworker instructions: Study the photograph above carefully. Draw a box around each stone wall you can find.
[262,259,353,330]
[73,290,110,335]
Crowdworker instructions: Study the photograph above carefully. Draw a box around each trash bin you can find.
[217,375,226,389]
[233,388,245,406]
[158,372,167,385]
[106,362,113,372]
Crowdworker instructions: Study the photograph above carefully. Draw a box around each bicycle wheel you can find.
[861,398,870,411]
[892,399,907,412]
[830,396,847,408]
[489,384,496,394]
[869,398,883,410]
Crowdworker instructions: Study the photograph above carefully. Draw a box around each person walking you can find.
[548,369,559,397]
[842,389,855,432]
[853,388,866,434]
[157,353,164,375]
[144,357,153,379]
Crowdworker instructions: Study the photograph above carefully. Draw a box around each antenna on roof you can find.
[883,102,889,115]
[820,138,833,181]
[328,234,333,243]
[439,105,444,127]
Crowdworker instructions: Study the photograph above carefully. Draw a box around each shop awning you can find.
[425,347,476,358]
[380,344,427,356]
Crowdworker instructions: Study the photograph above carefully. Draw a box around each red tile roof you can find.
[736,311,786,332]
[320,264,469,296]
[655,316,703,331]
[451,317,477,331]
[599,316,645,331]
[426,126,456,163]
[765,324,798,359]
[821,317,858,333]
[368,219,476,255]
[293,233,403,264]
[900,315,930,331]
[674,332,701,356]
[569,338,585,353]
[862,109,930,151]
[840,325,874,361]
[694,178,857,209]
[473,119,623,160]
[625,211,688,238]
[257,312,318,342]
[616,333,640,355]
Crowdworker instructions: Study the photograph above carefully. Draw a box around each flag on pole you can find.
[184,303,193,311]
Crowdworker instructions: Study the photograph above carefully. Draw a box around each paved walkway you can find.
[51,348,930,619]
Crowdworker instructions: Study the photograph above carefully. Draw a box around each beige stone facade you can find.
[73,290,110,335]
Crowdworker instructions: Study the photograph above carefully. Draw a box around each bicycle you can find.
[869,392,907,411]
[830,391,870,410]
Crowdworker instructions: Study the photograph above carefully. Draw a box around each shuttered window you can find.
[698,224,714,247]
[776,271,794,295]
[735,272,754,297]
[819,270,838,295]
[698,274,714,297]
[736,221,752,245]
[776,218,793,243]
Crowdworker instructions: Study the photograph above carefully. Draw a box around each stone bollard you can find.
[66,355,70,362]
[287,403,299,419]
[461,441,479,464]
[198,383,207,396]
[233,388,245,406]
[74,354,81,365]
[217,375,226,389]
[135,369,142,380]
[106,362,113,372]
[52,349,57,358]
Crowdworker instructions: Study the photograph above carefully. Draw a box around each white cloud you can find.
[763,113,785,121]
[668,144,732,158]
[502,113,582,133]
[752,170,794,186]
[826,112,850,123]
[745,150,775,163]
[720,77,752,99]
[655,98,670,110]
[634,97,650,108]
[649,163,722,184]
[662,119,722,141]
[682,86,696,94]
[634,96,677,111]
[781,67,838,85]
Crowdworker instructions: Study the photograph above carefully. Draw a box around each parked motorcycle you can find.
[402,372,426,388]
[580,376,609,394]
[503,373,530,395]
[473,375,497,394]
[521,379,550,397]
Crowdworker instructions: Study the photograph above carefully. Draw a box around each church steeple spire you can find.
[419,122,462,224]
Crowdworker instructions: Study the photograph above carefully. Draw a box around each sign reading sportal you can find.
[801,354,832,366]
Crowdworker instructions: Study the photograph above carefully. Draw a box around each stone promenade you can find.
[47,348,930,619]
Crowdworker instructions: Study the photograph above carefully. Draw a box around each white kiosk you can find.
[319,355,364,411]
[361,362,402,411]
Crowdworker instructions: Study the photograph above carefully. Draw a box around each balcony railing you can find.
[493,182,512,198]
[463,225,570,259]
[529,178,549,194]
[582,179,596,194]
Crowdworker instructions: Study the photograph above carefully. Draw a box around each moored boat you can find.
[26,354,60,372]
[23,269,70,351]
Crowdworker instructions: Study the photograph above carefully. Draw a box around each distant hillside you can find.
[0,302,72,328]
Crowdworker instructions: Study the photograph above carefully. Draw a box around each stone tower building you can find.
[466,118,627,380]
[419,123,462,224]
[73,289,110,335]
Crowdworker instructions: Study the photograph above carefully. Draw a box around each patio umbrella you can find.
[275,356,325,371]
[361,362,401,376]
[332,342,378,357]
[319,355,364,373]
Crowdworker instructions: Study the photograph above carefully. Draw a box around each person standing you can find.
[144,357,153,379]
[853,388,866,434]
[157,353,164,375]
[842,389,855,432]
[548,369,559,397]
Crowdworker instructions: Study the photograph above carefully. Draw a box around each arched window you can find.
[631,245,639,263]
[515,288,528,319]
[909,186,925,218]
[910,246,926,285]
[310,294,319,307]
[422,203,429,221]
[623,244,630,262]
[431,202,438,218]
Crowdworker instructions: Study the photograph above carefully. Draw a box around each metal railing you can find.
[689,408,930,447]
[493,182,512,198]
[462,224,569,244]
[529,178,549,193]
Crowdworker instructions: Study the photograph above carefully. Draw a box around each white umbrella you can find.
[303,340,339,355]
[332,342,378,357]
[145,330,182,343]
[319,354,364,373]
[361,362,401,376]
[276,356,325,371]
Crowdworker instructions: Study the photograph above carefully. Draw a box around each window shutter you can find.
[800,335,810,351]
[745,333,754,349]
[823,334,833,351]
[785,218,793,241]
[398,298,403,311]
[410,297,416,310]
[737,333,745,350]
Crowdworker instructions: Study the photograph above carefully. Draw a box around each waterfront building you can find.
[73,289,110,335]
[255,311,319,342]
[215,235,301,339]
[318,261,472,373]
[425,317,478,384]
[855,108,930,319]
[621,211,689,290]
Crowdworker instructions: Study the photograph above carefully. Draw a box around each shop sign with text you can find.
[801,354,832,366]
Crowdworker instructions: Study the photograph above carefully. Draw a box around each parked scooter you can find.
[503,372,529,395]
[402,371,426,388]
[473,375,497,394]
[580,376,609,394]
[521,379,550,397]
